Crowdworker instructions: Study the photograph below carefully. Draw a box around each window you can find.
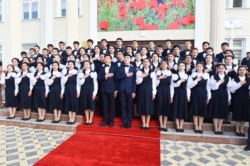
[57,0,66,17]
[23,0,39,20]
[22,43,38,56]
[0,45,2,61]
[0,0,3,21]
[226,0,248,8]
[78,0,82,16]
[225,39,244,60]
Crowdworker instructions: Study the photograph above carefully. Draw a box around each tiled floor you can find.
[0,125,250,166]
[0,125,73,166]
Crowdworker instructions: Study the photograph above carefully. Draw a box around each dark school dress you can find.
[33,73,47,109]
[172,73,188,119]
[79,71,96,111]
[19,74,32,109]
[156,70,172,117]
[137,69,154,115]
[189,73,209,117]
[208,74,229,119]
[48,73,63,111]
[5,74,18,107]
[64,73,79,112]
[231,77,249,122]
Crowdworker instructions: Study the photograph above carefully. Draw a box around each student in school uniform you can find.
[230,65,250,137]
[78,60,98,125]
[136,58,157,130]
[172,62,190,132]
[180,40,192,58]
[155,60,173,131]
[184,55,195,75]
[140,46,150,59]
[197,41,210,62]
[11,58,21,73]
[151,53,161,72]
[116,54,137,128]
[187,62,211,133]
[173,45,184,63]
[209,63,232,135]
[47,61,64,123]
[100,38,109,54]
[167,53,178,73]
[108,45,117,62]
[148,41,156,57]
[85,39,95,56]
[132,40,141,55]
[62,60,79,125]
[125,46,135,62]
[98,55,117,127]
[241,52,250,73]
[115,38,126,53]
[190,48,200,66]
[0,65,18,119]
[33,62,49,122]
[204,54,216,77]
[72,41,80,57]
[58,41,68,65]
[16,62,34,121]
[163,39,172,57]
[216,42,230,63]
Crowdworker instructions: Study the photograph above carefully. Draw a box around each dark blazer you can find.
[197,51,206,62]
[180,49,191,58]
[216,52,225,62]
[116,64,136,93]
[241,57,250,72]
[98,63,117,93]
[60,50,68,65]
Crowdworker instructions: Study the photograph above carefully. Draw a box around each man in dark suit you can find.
[163,39,173,57]
[98,55,117,127]
[241,52,250,73]
[116,54,136,128]
[197,41,209,62]
[58,41,68,65]
[216,42,229,63]
[180,40,192,58]
[173,45,184,63]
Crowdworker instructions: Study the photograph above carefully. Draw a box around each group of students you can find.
[0,38,249,137]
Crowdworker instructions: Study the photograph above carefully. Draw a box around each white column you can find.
[5,0,22,66]
[89,0,97,44]
[66,0,79,46]
[194,0,206,50]
[210,0,226,53]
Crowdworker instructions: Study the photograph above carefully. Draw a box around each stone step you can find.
[0,108,83,122]
[0,115,80,132]
[161,129,247,145]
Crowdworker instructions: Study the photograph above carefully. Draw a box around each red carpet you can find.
[35,117,160,166]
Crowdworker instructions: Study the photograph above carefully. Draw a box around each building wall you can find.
[0,0,249,68]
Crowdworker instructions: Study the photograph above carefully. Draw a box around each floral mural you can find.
[97,0,195,31]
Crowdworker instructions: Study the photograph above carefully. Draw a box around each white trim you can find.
[45,0,53,44]
[194,0,205,50]
[56,0,66,17]
[0,0,4,22]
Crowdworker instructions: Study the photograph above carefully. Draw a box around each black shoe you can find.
[179,129,184,132]
[84,122,89,125]
[214,131,219,135]
[175,129,180,132]
[198,130,203,134]
[66,121,71,125]
[141,126,146,130]
[121,123,127,128]
[109,122,114,128]
[127,123,131,128]
[100,122,107,127]
[244,145,250,151]
[51,120,56,123]
[145,127,150,130]
[70,121,75,125]
[218,131,223,135]
[36,119,41,122]
[56,119,61,123]
[21,117,26,121]
[194,130,199,133]
[240,133,246,137]
[163,128,168,132]
[6,117,12,119]
[235,132,241,136]
[10,116,16,119]
[88,122,93,126]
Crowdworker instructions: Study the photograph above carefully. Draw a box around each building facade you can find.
[0,0,249,67]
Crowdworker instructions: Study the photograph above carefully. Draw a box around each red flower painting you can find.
[98,0,195,31]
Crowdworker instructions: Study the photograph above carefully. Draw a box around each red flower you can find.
[119,10,127,20]
[147,24,158,30]
[167,22,179,29]
[99,21,110,31]
[134,0,147,10]
[172,0,182,5]
[158,11,166,20]
[186,13,195,23]
[132,17,145,25]
[160,3,170,9]
[149,0,158,8]
[138,23,147,30]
